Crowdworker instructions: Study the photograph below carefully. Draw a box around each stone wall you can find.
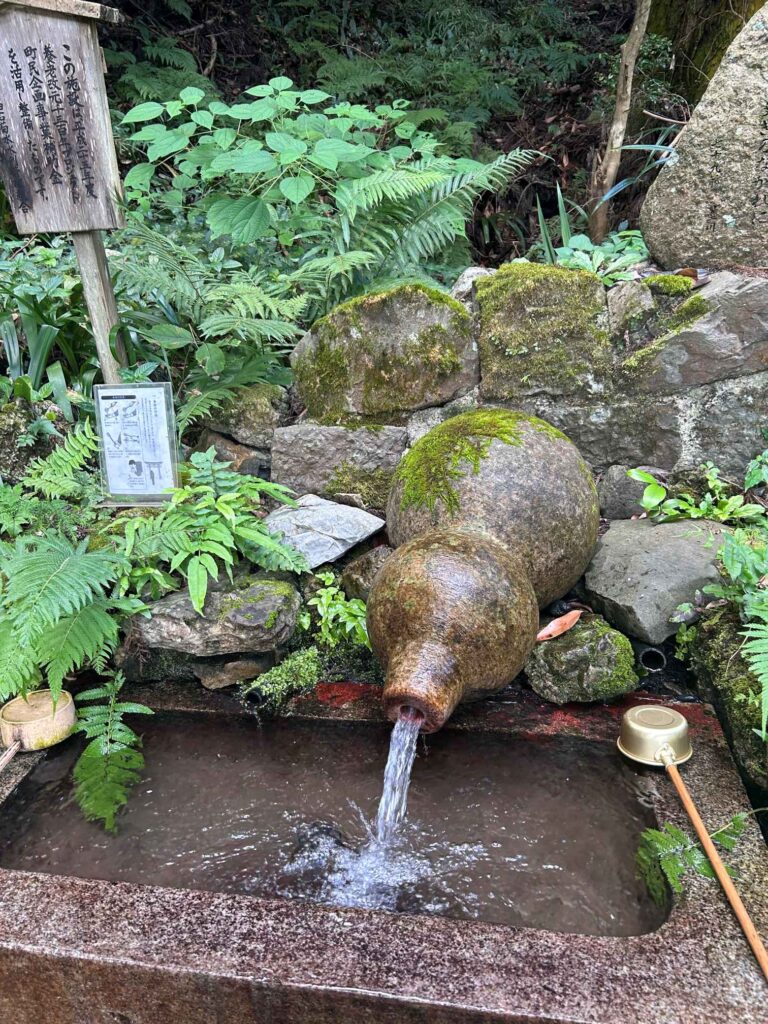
[213,266,768,499]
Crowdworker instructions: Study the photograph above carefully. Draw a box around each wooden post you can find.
[0,0,126,384]
[72,230,125,385]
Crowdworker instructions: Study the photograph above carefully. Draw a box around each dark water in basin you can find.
[0,713,666,936]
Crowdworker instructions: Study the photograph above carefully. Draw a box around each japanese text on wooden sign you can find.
[0,3,123,233]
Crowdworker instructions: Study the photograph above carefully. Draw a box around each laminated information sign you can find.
[94,382,178,504]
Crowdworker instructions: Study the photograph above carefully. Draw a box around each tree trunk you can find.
[648,0,762,103]
[588,0,653,243]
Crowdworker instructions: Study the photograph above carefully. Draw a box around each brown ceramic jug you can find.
[367,409,599,731]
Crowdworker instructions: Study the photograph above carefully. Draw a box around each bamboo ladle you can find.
[618,704,768,983]
[0,689,76,772]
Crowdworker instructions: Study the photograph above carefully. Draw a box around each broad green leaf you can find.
[206,196,272,242]
[122,102,164,124]
[187,556,209,615]
[195,343,226,376]
[180,86,205,106]
[300,89,331,105]
[279,174,315,204]
[212,127,237,149]
[642,483,667,507]
[227,99,278,122]
[269,76,293,91]
[129,124,168,142]
[627,468,659,485]
[123,162,155,192]
[191,110,214,128]
[210,141,277,175]
[312,137,369,169]
[146,130,192,162]
[265,132,307,163]
[245,84,274,97]
[164,100,183,118]
[146,324,194,349]
[208,101,231,116]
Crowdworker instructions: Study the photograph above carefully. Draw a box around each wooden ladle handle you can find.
[665,760,768,983]
[0,741,20,773]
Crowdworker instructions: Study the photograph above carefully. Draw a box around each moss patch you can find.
[475,262,611,400]
[394,407,569,515]
[326,461,394,508]
[691,607,767,791]
[619,293,711,381]
[292,337,351,424]
[644,274,695,297]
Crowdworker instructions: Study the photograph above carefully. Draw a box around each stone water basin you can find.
[0,682,765,1023]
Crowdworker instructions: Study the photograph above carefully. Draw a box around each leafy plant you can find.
[121,81,535,303]
[0,534,139,703]
[637,814,748,906]
[699,527,768,738]
[22,419,101,500]
[73,672,153,832]
[531,223,649,285]
[305,571,370,650]
[112,448,308,612]
[627,465,766,525]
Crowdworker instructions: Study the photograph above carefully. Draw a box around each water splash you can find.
[374,715,421,844]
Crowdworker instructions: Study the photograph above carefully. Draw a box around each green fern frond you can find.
[3,536,121,644]
[36,600,120,697]
[741,621,768,737]
[0,620,41,701]
[73,672,153,832]
[22,419,100,499]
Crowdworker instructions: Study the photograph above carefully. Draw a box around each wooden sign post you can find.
[0,0,127,384]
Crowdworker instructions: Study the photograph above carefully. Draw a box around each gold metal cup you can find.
[617,705,692,767]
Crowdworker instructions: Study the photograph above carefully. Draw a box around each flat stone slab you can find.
[265,494,384,568]
[585,519,728,643]
[0,689,765,1024]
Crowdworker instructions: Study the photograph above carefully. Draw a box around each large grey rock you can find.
[598,464,668,520]
[205,383,288,449]
[270,423,407,504]
[525,615,639,704]
[291,284,479,420]
[625,273,768,393]
[127,574,301,657]
[342,545,393,601]
[265,494,384,569]
[584,519,728,643]
[640,6,768,268]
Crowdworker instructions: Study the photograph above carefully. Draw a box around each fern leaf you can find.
[73,745,145,832]
[22,420,99,498]
[4,537,121,643]
[36,600,120,697]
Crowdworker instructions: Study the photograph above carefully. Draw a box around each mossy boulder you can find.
[290,284,478,421]
[691,608,768,794]
[525,615,639,704]
[127,573,301,657]
[475,263,611,401]
[205,383,288,449]
[386,408,599,608]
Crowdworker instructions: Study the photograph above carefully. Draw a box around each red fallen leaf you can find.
[536,609,583,642]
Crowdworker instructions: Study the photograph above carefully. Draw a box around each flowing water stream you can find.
[374,714,422,844]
